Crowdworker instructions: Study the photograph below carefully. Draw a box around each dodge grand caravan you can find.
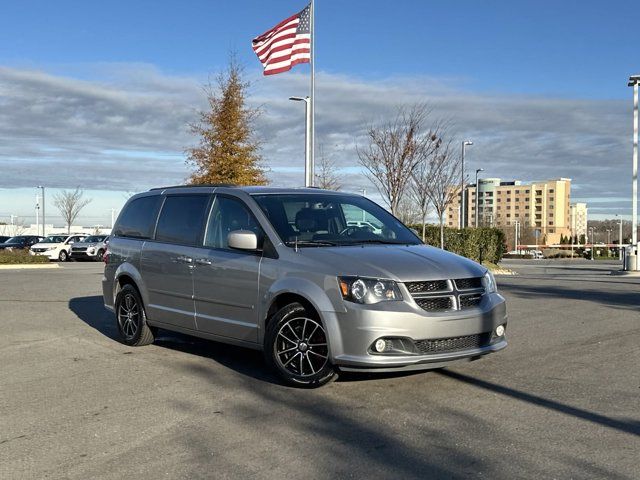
[103,185,507,387]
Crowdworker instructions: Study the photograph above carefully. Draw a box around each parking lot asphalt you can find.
[0,260,638,479]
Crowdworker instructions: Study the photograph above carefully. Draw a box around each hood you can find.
[0,243,22,249]
[298,244,486,282]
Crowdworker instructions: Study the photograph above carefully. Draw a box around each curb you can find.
[0,263,59,270]
[609,270,640,277]
[493,269,518,276]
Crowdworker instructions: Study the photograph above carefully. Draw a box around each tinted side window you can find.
[204,196,263,249]
[155,195,210,246]
[113,196,162,239]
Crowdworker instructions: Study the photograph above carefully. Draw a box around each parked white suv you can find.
[30,234,87,261]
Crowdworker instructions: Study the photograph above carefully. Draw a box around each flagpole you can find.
[309,0,315,186]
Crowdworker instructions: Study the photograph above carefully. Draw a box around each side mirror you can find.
[228,230,258,250]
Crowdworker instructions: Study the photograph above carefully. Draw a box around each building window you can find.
[549,189,554,193]
[515,190,520,194]
[507,214,511,218]
[549,221,553,225]
[497,206,501,210]
[525,190,530,194]
[515,205,519,210]
[536,190,543,196]
[525,205,529,210]
[507,198,511,202]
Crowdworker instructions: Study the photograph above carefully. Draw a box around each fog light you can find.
[495,325,505,337]
[374,339,387,353]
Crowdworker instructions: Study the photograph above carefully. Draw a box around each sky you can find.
[0,0,638,227]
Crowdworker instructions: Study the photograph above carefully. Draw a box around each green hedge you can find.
[0,250,50,264]
[407,224,506,264]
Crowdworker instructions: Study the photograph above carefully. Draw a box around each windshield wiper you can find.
[285,239,338,247]
[349,239,411,245]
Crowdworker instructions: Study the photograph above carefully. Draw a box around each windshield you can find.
[252,193,421,247]
[42,235,67,243]
[6,236,27,243]
[82,235,105,243]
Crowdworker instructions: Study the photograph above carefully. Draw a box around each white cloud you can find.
[0,64,632,216]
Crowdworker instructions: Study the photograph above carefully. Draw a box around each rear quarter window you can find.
[113,196,162,239]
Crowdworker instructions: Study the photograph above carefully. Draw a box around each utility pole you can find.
[629,74,640,269]
[37,186,45,237]
[460,140,473,229]
[35,194,40,235]
[514,221,520,253]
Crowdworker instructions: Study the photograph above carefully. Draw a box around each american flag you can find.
[252,4,311,76]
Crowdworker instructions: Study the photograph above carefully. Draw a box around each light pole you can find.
[475,168,483,228]
[616,214,623,260]
[289,96,313,187]
[629,74,640,269]
[460,140,473,228]
[589,226,595,260]
[514,220,520,253]
[35,194,40,235]
[37,186,45,237]
[606,229,611,245]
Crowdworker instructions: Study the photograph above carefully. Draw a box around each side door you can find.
[192,195,263,342]
[141,194,211,331]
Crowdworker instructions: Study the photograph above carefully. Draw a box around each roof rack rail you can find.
[149,184,237,191]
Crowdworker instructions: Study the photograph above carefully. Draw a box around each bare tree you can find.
[357,104,440,216]
[53,188,92,234]
[314,146,341,190]
[426,140,461,249]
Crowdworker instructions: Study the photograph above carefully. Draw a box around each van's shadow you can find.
[68,295,420,386]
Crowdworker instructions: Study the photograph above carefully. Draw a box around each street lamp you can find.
[616,213,623,261]
[628,74,640,269]
[289,96,313,187]
[589,226,595,261]
[36,185,45,237]
[460,140,473,229]
[475,168,484,228]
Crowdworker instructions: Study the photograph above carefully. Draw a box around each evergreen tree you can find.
[187,57,267,186]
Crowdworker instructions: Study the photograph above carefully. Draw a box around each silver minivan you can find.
[103,185,507,387]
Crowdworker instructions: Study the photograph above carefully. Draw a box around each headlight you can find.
[338,277,402,304]
[483,271,497,293]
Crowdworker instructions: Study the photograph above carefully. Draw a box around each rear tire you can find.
[115,284,155,346]
[264,302,337,388]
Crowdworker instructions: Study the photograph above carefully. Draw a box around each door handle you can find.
[195,258,212,266]
[175,256,193,264]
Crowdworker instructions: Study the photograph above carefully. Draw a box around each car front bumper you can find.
[30,250,58,260]
[321,293,508,372]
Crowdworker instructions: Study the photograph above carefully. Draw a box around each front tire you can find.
[115,284,155,346]
[264,302,337,388]
[58,250,68,262]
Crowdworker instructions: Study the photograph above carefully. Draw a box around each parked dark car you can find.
[0,235,45,251]
[0,236,11,243]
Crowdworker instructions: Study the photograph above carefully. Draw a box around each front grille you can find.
[32,248,47,253]
[454,277,483,290]
[72,247,88,252]
[405,280,449,294]
[414,333,491,354]
[460,293,483,308]
[415,296,453,311]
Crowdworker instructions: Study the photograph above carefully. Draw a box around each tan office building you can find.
[447,178,572,245]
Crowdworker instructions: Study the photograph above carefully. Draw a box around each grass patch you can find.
[0,250,50,264]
